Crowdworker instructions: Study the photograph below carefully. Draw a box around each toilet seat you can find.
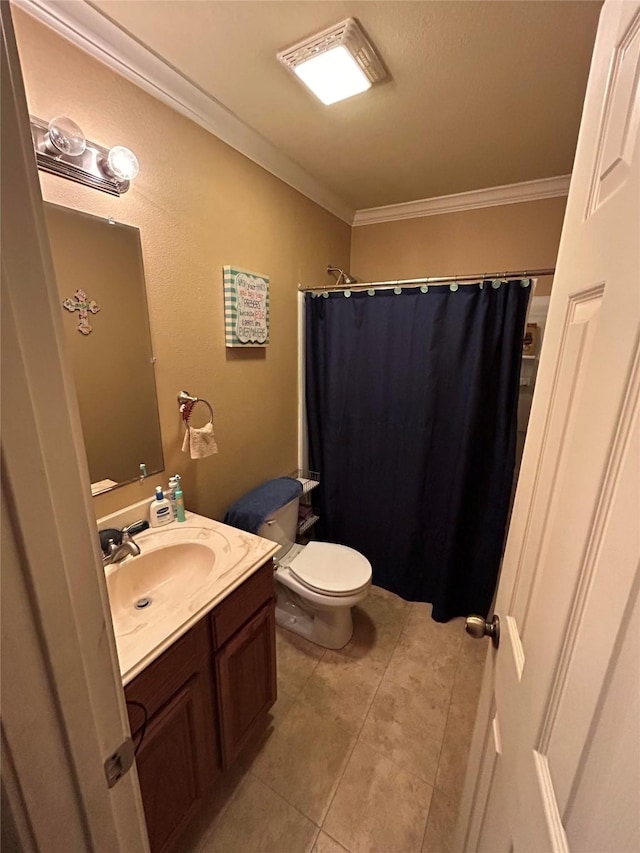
[287,541,371,597]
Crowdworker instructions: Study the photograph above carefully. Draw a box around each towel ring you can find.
[178,390,214,425]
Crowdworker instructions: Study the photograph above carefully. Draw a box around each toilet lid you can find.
[288,542,372,595]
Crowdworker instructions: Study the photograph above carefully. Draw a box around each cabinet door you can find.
[134,671,216,853]
[216,602,277,767]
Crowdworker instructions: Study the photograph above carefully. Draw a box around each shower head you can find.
[327,265,358,286]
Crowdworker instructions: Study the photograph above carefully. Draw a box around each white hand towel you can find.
[182,422,218,459]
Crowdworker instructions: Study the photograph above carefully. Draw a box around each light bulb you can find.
[47,116,86,156]
[105,146,139,181]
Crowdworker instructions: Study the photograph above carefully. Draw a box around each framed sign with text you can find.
[223,266,270,347]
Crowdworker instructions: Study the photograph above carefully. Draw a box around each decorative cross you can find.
[62,288,100,335]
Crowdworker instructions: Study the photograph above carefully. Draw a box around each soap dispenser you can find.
[149,486,173,527]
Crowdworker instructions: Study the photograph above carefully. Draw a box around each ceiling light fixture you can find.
[277,18,386,106]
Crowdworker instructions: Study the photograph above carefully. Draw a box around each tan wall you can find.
[14,9,351,521]
[351,197,567,297]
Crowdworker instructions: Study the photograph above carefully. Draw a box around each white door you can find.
[1,4,148,849]
[456,2,640,851]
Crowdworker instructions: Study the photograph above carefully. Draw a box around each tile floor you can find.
[179,585,486,853]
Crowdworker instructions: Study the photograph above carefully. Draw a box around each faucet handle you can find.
[101,538,119,565]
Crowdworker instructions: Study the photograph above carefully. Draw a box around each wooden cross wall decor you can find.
[62,288,100,335]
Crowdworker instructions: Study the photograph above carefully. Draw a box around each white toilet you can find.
[257,494,372,649]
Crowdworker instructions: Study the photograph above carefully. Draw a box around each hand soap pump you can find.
[149,486,173,527]
[174,475,186,523]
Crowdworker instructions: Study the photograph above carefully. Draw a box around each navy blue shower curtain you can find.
[305,280,530,622]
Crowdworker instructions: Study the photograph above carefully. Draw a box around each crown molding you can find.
[13,0,571,230]
[12,0,356,225]
[352,174,572,226]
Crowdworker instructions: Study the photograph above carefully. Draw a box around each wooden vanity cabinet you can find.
[124,559,276,853]
[216,601,277,766]
[125,619,219,853]
[210,560,277,767]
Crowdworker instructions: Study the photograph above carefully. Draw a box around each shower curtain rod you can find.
[299,267,555,294]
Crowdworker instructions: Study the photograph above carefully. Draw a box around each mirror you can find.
[44,203,164,494]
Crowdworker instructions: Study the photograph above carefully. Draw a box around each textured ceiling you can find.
[89,0,602,210]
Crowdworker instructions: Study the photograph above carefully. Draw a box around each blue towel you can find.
[224,477,303,534]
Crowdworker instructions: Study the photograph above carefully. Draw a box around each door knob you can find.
[465,614,500,649]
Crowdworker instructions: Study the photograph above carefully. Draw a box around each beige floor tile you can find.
[359,676,447,782]
[361,585,411,627]
[270,685,300,724]
[385,643,459,708]
[439,644,484,793]
[199,773,317,853]
[421,788,458,853]
[458,633,489,667]
[312,831,349,853]
[398,606,465,658]
[249,702,356,825]
[450,638,486,707]
[324,742,433,853]
[297,651,386,734]
[181,588,477,853]
[338,606,405,668]
[434,703,477,804]
[176,764,247,853]
[238,686,299,769]
[276,626,325,693]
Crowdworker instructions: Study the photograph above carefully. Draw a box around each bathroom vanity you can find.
[101,508,279,853]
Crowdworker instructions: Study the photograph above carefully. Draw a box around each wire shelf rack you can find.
[289,470,320,538]
[298,510,320,536]
[290,469,320,495]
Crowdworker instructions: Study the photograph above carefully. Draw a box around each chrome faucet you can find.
[102,524,142,566]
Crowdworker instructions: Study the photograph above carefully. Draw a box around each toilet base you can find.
[275,583,355,650]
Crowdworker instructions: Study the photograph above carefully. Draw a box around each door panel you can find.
[545,400,639,810]
[586,10,640,213]
[456,3,640,850]
[564,587,640,852]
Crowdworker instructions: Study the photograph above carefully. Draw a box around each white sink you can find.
[99,512,279,685]
[105,537,218,678]
[107,542,215,626]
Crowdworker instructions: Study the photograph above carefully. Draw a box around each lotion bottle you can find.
[175,475,186,523]
[167,476,179,519]
[149,486,173,527]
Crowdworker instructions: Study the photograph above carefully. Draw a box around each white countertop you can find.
[104,511,278,686]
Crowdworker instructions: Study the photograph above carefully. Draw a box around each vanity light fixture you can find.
[104,146,140,182]
[30,115,139,196]
[277,18,387,106]
[46,115,87,157]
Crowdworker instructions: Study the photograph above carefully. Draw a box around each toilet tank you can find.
[256,495,300,561]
